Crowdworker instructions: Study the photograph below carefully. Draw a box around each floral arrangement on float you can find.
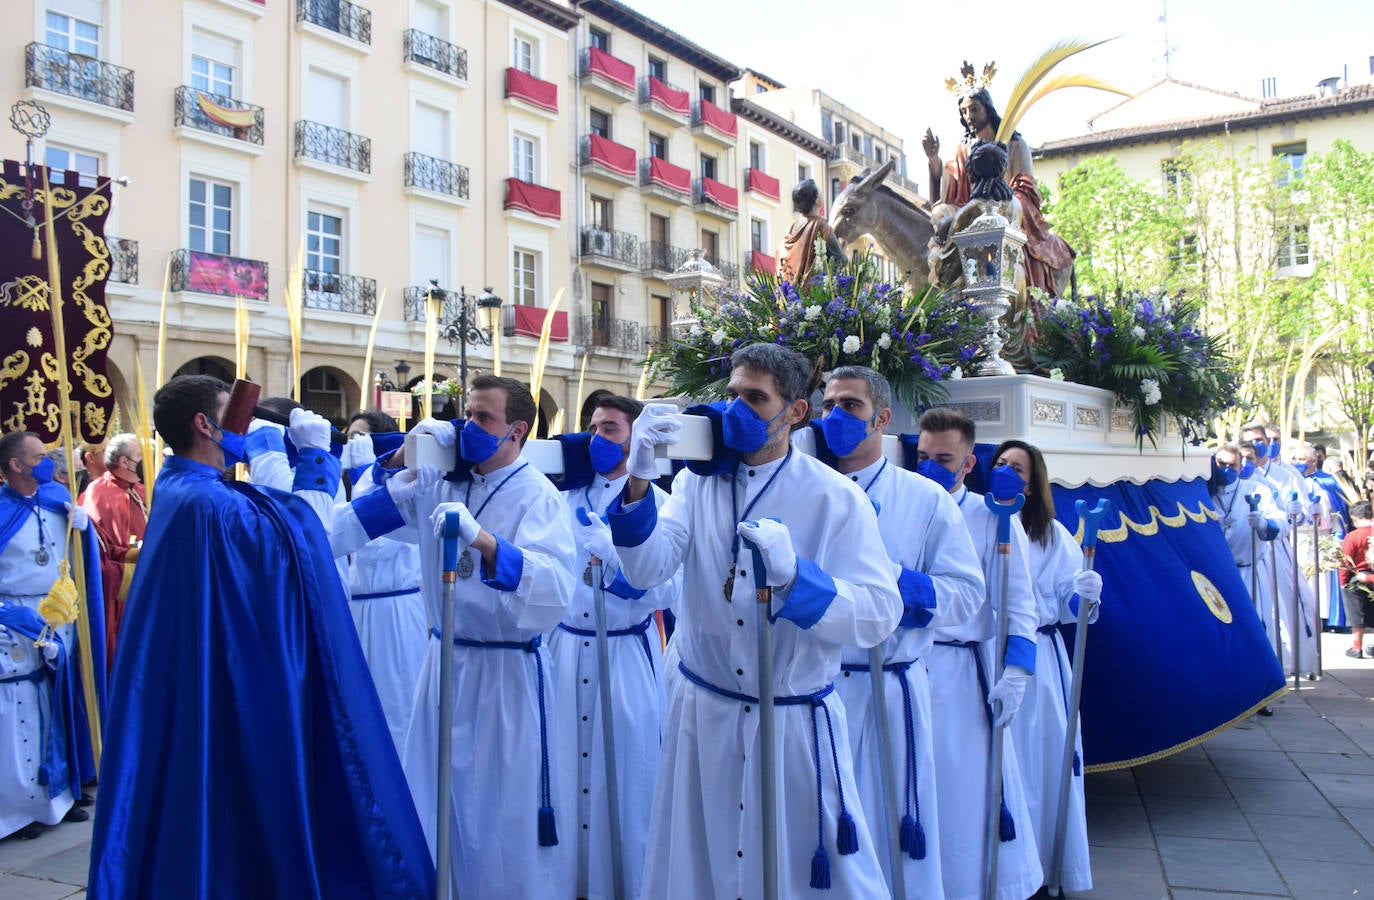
[409,377,463,398]
[1032,290,1240,447]
[645,249,986,412]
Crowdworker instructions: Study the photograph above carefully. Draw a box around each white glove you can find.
[577,510,619,569]
[627,403,681,481]
[288,408,332,452]
[65,501,88,532]
[247,417,285,436]
[1073,568,1102,620]
[340,433,376,470]
[385,465,441,507]
[412,417,457,449]
[736,518,797,589]
[1247,509,1266,530]
[988,666,1031,727]
[1286,496,1304,519]
[430,501,482,545]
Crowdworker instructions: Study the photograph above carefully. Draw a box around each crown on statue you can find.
[945,60,997,98]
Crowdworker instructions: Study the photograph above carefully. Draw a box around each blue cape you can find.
[88,456,434,899]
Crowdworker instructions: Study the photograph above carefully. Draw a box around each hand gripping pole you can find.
[742,535,779,900]
[437,511,464,900]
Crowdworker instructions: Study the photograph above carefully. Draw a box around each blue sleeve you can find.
[352,486,405,540]
[244,427,286,462]
[897,567,937,628]
[293,449,340,497]
[607,488,658,548]
[481,535,525,592]
[1005,634,1036,673]
[1260,520,1281,542]
[773,557,837,630]
[606,568,648,601]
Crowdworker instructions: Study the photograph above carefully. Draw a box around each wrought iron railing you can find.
[25,42,134,112]
[579,227,638,267]
[401,286,493,346]
[577,315,641,352]
[829,143,923,197]
[705,255,740,284]
[107,237,138,284]
[294,120,371,173]
[404,152,469,199]
[174,86,264,145]
[296,0,372,44]
[403,29,467,80]
[302,269,376,314]
[169,248,270,299]
[641,240,690,274]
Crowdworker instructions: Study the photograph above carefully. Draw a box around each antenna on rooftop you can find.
[1157,0,1178,78]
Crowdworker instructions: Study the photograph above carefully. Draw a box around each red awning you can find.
[505,178,561,220]
[586,47,635,90]
[749,249,777,274]
[511,304,569,342]
[645,157,691,194]
[696,98,738,138]
[587,134,637,177]
[746,167,781,201]
[645,76,689,115]
[699,176,738,212]
[505,67,558,113]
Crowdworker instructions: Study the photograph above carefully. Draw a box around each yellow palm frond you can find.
[528,289,565,433]
[360,288,386,415]
[996,37,1119,143]
[283,241,305,400]
[156,258,170,387]
[573,352,589,432]
[1015,73,1131,127]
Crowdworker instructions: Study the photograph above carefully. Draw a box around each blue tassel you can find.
[998,799,1016,842]
[1073,751,1082,777]
[836,811,859,855]
[538,806,559,847]
[899,814,918,856]
[810,846,832,890]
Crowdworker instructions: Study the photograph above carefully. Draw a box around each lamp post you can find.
[440,284,504,416]
[950,210,1026,376]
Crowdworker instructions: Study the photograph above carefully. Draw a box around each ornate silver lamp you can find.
[951,210,1025,376]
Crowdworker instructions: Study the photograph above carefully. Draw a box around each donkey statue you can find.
[828,159,936,289]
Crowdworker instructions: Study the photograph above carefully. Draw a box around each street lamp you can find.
[439,284,504,415]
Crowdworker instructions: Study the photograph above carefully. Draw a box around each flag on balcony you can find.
[746,167,781,201]
[195,91,255,128]
[587,135,636,178]
[511,304,569,342]
[505,178,561,220]
[695,98,738,138]
[505,67,558,113]
[645,76,689,115]
[586,47,635,90]
[749,249,777,274]
[645,157,691,194]
[0,160,114,443]
[699,176,738,212]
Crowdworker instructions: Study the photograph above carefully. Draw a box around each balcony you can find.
[641,324,675,348]
[579,134,637,188]
[746,249,777,276]
[294,120,371,177]
[639,157,691,204]
[504,303,569,342]
[169,249,269,300]
[174,86,264,150]
[505,67,558,116]
[296,0,371,46]
[504,178,560,222]
[638,75,689,125]
[402,286,493,345]
[404,152,469,204]
[745,167,781,202]
[641,241,691,277]
[403,28,467,83]
[303,269,377,314]
[25,43,134,116]
[692,99,738,146]
[694,176,739,221]
[579,47,635,103]
[829,144,923,199]
[705,254,740,285]
[579,227,639,271]
[107,237,138,284]
[577,315,641,352]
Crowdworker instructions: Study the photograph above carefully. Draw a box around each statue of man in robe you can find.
[777,178,846,286]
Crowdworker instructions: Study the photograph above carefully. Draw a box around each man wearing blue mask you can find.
[814,366,985,897]
[607,343,902,898]
[547,394,680,900]
[914,407,1044,900]
[89,375,434,898]
[1212,444,1282,606]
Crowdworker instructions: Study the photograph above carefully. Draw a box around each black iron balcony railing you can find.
[25,42,134,112]
[641,240,690,273]
[641,324,683,348]
[579,227,638,267]
[401,285,494,346]
[577,315,641,352]
[403,28,466,80]
[297,0,371,45]
[294,120,371,173]
[303,269,376,314]
[404,152,469,199]
[174,86,264,145]
[704,254,740,284]
[169,248,270,299]
[107,237,138,284]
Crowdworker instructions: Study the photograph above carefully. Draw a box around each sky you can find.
[626,0,1374,169]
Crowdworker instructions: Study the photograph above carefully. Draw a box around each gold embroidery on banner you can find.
[1070,501,1218,545]
[1192,570,1233,624]
[0,275,50,311]
[0,351,28,391]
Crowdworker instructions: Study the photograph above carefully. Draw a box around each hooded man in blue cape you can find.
[88,375,434,899]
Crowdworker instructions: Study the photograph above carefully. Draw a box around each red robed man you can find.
[81,433,147,668]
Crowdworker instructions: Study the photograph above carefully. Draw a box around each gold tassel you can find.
[38,558,81,646]
[31,228,41,260]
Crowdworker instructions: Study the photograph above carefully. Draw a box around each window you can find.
[750,218,766,253]
[188,178,233,255]
[1276,223,1310,269]
[413,102,449,158]
[647,57,666,81]
[306,68,349,130]
[851,132,862,152]
[191,31,238,97]
[590,196,612,231]
[649,214,668,245]
[588,28,608,52]
[590,283,612,343]
[589,108,610,139]
[45,146,99,187]
[749,141,763,171]
[1274,142,1306,188]
[699,154,716,180]
[648,132,667,160]
[412,224,449,286]
[512,35,535,75]
[830,177,840,202]
[798,163,811,183]
[46,11,99,56]
[862,135,873,157]
[699,83,715,104]
[700,229,718,262]
[652,294,672,332]
[512,134,536,182]
[875,146,885,164]
[1168,233,1199,273]
[512,249,537,306]
[413,0,446,38]
[755,84,766,94]
[301,369,347,421]
[820,112,833,142]
[1162,159,1192,203]
[832,121,845,146]
[307,210,344,290]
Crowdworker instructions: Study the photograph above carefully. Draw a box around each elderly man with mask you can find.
[81,433,147,667]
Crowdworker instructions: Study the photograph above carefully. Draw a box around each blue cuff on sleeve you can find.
[481,535,524,592]
[605,568,648,601]
[1004,634,1036,674]
[244,427,286,462]
[607,489,658,548]
[293,449,340,497]
[1260,521,1281,541]
[773,557,837,630]
[897,567,937,628]
[352,486,405,540]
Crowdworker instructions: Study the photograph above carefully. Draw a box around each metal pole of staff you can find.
[868,643,905,900]
[982,491,1025,900]
[1290,491,1302,694]
[1270,536,1282,667]
[1047,498,1110,898]
[743,536,779,900]
[436,512,464,900]
[1246,495,1262,621]
[1311,491,1324,678]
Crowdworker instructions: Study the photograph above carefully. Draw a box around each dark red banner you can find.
[747,167,781,201]
[645,157,691,194]
[587,135,637,177]
[586,47,635,90]
[645,77,689,115]
[510,304,568,342]
[696,98,738,138]
[505,67,559,113]
[700,175,739,211]
[504,178,561,220]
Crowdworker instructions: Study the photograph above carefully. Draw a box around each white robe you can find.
[1253,465,1320,675]
[548,473,679,900]
[612,450,903,899]
[832,457,984,898]
[924,484,1044,900]
[1214,478,1283,622]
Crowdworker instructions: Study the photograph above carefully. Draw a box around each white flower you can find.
[711,328,727,346]
[950,366,964,380]
[805,305,823,321]
[1141,378,1162,406]
[1131,325,1146,341]
[689,323,704,338]
[877,333,892,350]
[842,335,861,354]
[1049,367,1065,382]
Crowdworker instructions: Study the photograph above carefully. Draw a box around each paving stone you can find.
[1170,892,1292,900]
[1306,771,1374,808]
[0,821,93,873]
[1143,794,1253,840]
[1337,806,1374,846]
[1245,812,1374,862]
[1134,762,1231,799]
[1271,857,1374,899]
[1084,769,1140,805]
[0,873,83,899]
[1163,744,1213,767]
[13,844,90,887]
[1206,748,1306,781]
[1228,776,1339,817]
[1287,750,1374,776]
[1261,718,1363,754]
[1156,835,1287,894]
[1070,845,1169,899]
[1085,799,1155,849]
[1205,722,1282,751]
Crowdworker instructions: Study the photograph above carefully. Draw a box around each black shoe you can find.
[1347,646,1364,659]
[62,806,89,823]
[1258,705,1275,717]
[76,791,94,807]
[14,822,43,840]
[1364,647,1374,659]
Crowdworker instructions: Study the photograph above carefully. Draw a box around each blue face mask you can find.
[1268,441,1281,460]
[916,457,964,492]
[818,407,878,458]
[29,457,55,485]
[460,420,516,464]
[1239,459,1256,479]
[721,397,789,454]
[1216,465,1239,487]
[588,433,628,474]
[206,418,246,469]
[1251,439,1269,459]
